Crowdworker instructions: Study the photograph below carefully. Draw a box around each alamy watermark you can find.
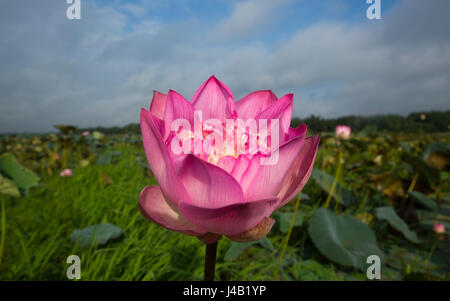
[66,0,81,20]
[366,0,382,20]
[66,255,81,279]
[366,255,381,280]
[169,111,280,165]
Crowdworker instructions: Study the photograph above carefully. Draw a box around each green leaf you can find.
[277,212,303,233]
[311,169,355,206]
[375,206,421,244]
[54,124,77,134]
[0,174,20,197]
[70,223,123,247]
[409,191,438,212]
[258,237,274,252]
[224,241,257,261]
[441,171,450,181]
[308,208,384,271]
[402,152,440,186]
[0,153,39,196]
[224,238,274,261]
[403,273,443,281]
[301,193,311,201]
[422,142,450,161]
[97,153,112,165]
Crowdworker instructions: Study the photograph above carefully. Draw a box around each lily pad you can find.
[0,174,20,197]
[0,153,39,196]
[422,142,450,162]
[70,223,123,247]
[311,169,355,206]
[375,206,420,244]
[224,237,273,261]
[402,152,440,187]
[409,191,438,212]
[277,212,303,233]
[308,208,384,271]
[97,153,112,165]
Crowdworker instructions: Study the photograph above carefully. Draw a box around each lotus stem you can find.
[407,172,419,193]
[204,242,218,281]
[424,239,439,269]
[402,172,419,207]
[335,153,345,213]
[242,249,249,281]
[0,195,6,266]
[324,149,343,208]
[274,192,302,279]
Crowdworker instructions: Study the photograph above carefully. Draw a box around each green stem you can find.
[274,192,302,280]
[424,239,439,269]
[402,172,419,207]
[408,173,419,193]
[204,242,218,281]
[324,149,342,208]
[0,195,6,266]
[242,249,249,281]
[334,164,344,213]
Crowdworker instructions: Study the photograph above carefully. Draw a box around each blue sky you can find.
[92,0,401,43]
[0,0,449,133]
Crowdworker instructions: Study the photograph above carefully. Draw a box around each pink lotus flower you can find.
[335,125,351,140]
[82,131,90,136]
[139,75,319,242]
[433,223,445,234]
[60,169,73,177]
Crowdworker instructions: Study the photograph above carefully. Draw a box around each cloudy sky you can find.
[1,0,449,133]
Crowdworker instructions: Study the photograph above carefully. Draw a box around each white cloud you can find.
[120,3,147,17]
[210,0,294,41]
[0,0,449,133]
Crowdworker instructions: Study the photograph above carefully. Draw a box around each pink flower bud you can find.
[60,169,73,177]
[335,125,351,140]
[433,223,445,234]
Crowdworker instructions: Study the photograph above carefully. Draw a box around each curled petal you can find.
[239,134,306,203]
[276,135,320,208]
[163,89,195,140]
[149,90,167,120]
[286,124,307,141]
[236,90,277,120]
[138,186,206,236]
[179,197,278,236]
[255,93,293,142]
[191,75,236,120]
[227,217,275,242]
[140,109,190,206]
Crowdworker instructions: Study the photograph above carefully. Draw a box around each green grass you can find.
[0,143,339,280]
[0,131,449,280]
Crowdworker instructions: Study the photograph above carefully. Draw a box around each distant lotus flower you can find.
[60,169,73,177]
[138,75,320,244]
[433,223,445,234]
[82,131,90,136]
[335,125,351,140]
[92,131,104,140]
